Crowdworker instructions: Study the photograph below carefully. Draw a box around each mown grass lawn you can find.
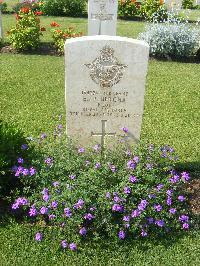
[0,14,200,266]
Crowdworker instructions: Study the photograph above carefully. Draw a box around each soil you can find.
[186,179,200,216]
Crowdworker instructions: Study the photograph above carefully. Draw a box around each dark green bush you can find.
[42,0,87,17]
[0,121,29,198]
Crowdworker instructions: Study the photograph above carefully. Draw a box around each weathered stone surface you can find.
[65,36,149,147]
[88,0,118,36]
[0,9,3,40]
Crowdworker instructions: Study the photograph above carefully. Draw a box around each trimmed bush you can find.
[42,0,87,17]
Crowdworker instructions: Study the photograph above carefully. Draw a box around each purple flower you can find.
[118,230,126,240]
[179,215,189,223]
[146,163,153,170]
[21,144,28,150]
[166,190,173,196]
[112,204,124,213]
[43,194,49,202]
[69,243,77,251]
[124,223,130,229]
[109,164,116,173]
[51,201,58,209]
[29,167,36,176]
[45,157,53,166]
[138,200,148,211]
[181,172,190,182]
[129,175,137,183]
[93,144,101,152]
[154,204,162,212]
[166,197,172,206]
[169,208,176,214]
[69,175,76,180]
[156,184,164,191]
[178,195,185,202]
[64,207,72,218]
[84,213,94,221]
[29,206,37,217]
[22,168,29,176]
[35,232,42,241]
[49,214,56,220]
[133,156,140,163]
[141,229,148,237]
[121,127,128,133]
[147,217,154,224]
[12,203,19,210]
[61,240,67,249]
[40,206,48,215]
[127,160,136,170]
[125,150,132,156]
[58,124,63,130]
[78,147,85,153]
[123,216,130,222]
[106,192,111,199]
[79,227,87,236]
[155,220,165,227]
[131,209,141,218]
[182,223,189,230]
[148,194,156,199]
[52,181,59,187]
[169,175,180,184]
[113,196,121,202]
[74,199,84,210]
[17,158,24,164]
[40,133,47,140]
[95,162,101,169]
[124,186,131,195]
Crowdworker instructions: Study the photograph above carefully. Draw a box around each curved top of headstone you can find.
[65,35,149,49]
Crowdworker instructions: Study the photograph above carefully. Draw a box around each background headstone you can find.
[88,0,118,36]
[164,0,182,10]
[65,36,149,147]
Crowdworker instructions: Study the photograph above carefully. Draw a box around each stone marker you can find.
[65,36,149,148]
[88,0,118,36]
[164,0,182,10]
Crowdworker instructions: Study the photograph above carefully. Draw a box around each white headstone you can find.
[164,0,182,10]
[65,36,149,147]
[88,0,118,36]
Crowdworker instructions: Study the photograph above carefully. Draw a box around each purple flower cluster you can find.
[64,207,72,218]
[12,197,29,209]
[60,241,77,251]
[73,199,84,210]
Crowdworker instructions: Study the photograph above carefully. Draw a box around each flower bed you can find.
[11,121,192,251]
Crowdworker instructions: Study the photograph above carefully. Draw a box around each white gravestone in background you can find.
[88,0,118,36]
[65,36,149,147]
[164,0,182,10]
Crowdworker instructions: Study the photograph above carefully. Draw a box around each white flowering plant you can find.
[139,19,200,59]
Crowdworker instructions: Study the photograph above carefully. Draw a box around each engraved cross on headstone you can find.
[91,1,114,35]
[91,120,116,154]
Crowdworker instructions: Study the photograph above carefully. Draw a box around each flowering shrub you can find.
[11,121,192,251]
[139,20,200,58]
[8,8,42,51]
[51,26,83,53]
[12,0,44,14]
[140,0,165,21]
[118,0,141,19]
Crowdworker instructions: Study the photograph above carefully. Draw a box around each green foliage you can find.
[8,8,42,51]
[118,0,140,18]
[42,0,87,17]
[182,0,194,9]
[0,121,28,198]
[0,2,8,13]
[51,26,83,53]
[140,0,165,21]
